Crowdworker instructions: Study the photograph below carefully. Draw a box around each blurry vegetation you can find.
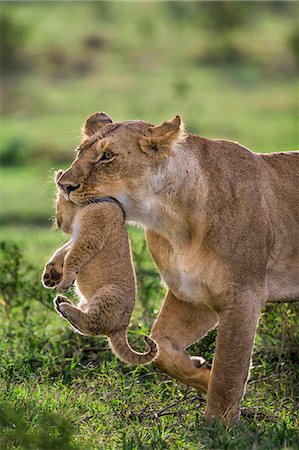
[0,2,298,448]
[289,27,299,67]
[0,1,298,168]
[0,399,79,450]
[198,2,253,65]
[0,12,29,73]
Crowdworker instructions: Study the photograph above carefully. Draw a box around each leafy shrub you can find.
[289,27,299,67]
[0,13,29,72]
[200,2,251,31]
[0,136,30,166]
[0,241,52,310]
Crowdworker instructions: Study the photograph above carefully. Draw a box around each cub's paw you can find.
[56,274,76,293]
[42,262,63,289]
[54,295,82,330]
[54,295,72,318]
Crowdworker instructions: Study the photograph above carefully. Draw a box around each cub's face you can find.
[56,113,183,206]
[55,178,81,234]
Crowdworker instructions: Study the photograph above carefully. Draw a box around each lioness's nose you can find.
[63,183,80,195]
[57,171,80,195]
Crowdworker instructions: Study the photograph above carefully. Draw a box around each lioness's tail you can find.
[109,329,158,365]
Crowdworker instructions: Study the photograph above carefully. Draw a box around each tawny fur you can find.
[53,112,298,426]
[42,191,158,365]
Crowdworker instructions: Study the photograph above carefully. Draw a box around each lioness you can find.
[42,185,158,365]
[54,112,299,425]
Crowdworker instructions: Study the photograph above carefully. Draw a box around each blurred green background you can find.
[1,1,298,262]
[0,1,299,256]
[0,2,299,449]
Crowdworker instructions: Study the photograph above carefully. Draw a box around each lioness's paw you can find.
[42,262,63,289]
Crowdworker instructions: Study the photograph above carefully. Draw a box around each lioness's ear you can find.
[139,115,184,160]
[83,112,113,136]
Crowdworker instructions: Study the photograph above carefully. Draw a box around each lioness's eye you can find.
[98,150,115,163]
[103,151,114,160]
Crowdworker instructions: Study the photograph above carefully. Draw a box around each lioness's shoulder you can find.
[186,134,255,158]
[185,134,260,171]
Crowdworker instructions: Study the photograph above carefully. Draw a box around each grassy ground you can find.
[1,2,298,449]
[0,241,298,449]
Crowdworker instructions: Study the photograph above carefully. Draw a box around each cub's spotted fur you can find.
[42,186,157,365]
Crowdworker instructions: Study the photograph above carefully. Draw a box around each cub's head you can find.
[56,112,184,207]
[55,170,81,234]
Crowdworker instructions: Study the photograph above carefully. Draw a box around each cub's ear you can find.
[83,112,113,136]
[139,115,184,160]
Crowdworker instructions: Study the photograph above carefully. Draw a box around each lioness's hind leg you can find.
[151,291,218,393]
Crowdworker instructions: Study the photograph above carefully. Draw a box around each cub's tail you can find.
[109,329,158,365]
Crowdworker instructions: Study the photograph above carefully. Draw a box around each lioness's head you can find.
[56,113,184,209]
[55,170,81,234]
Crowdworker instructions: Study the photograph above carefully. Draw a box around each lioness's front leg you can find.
[151,291,218,393]
[204,290,263,426]
[42,240,72,288]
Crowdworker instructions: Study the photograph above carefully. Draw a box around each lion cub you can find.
[42,192,158,365]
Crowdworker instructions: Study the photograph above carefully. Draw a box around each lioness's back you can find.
[261,151,299,185]
[261,152,299,219]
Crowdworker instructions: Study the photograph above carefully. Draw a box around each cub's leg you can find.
[54,295,93,334]
[57,234,107,293]
[204,290,263,427]
[54,285,126,335]
[42,240,72,288]
[151,291,218,393]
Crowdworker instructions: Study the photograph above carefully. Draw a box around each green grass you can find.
[0,241,298,449]
[1,378,297,450]
[1,2,299,449]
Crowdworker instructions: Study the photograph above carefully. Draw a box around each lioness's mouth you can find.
[88,196,126,218]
